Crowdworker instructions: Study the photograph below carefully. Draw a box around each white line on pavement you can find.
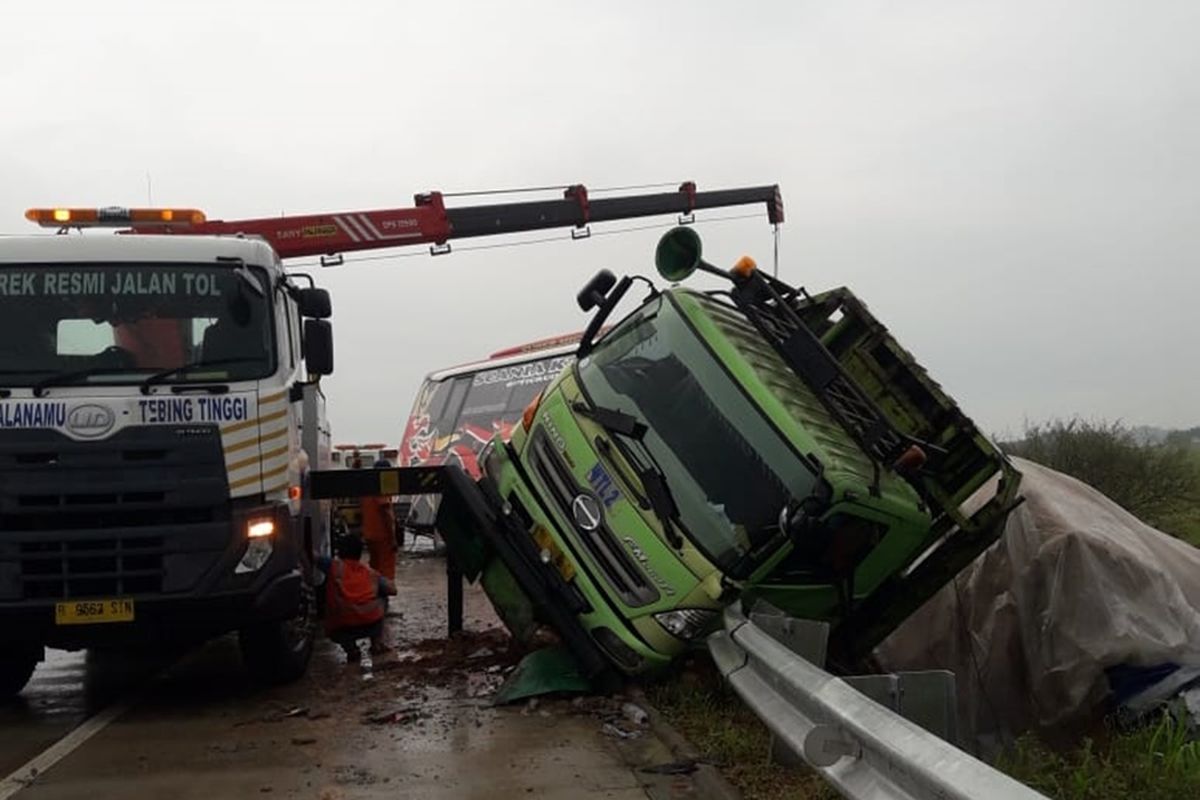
[0,700,132,800]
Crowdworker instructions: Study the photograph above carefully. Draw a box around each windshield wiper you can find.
[32,366,150,397]
[573,401,684,549]
[571,402,647,438]
[140,357,262,394]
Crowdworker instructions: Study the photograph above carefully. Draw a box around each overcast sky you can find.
[2,0,1196,443]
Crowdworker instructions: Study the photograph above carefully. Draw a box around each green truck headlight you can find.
[653,608,719,641]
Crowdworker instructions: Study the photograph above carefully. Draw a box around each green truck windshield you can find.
[576,293,818,578]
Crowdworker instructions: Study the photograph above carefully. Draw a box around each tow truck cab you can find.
[0,229,335,697]
[474,228,1020,677]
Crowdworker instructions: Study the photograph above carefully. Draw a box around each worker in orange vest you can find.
[360,458,399,587]
[319,534,396,661]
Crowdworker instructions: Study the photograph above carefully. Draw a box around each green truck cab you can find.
[386,227,1021,682]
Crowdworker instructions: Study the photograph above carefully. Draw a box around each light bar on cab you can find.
[24,207,207,228]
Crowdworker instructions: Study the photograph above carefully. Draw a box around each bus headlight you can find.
[654,608,719,641]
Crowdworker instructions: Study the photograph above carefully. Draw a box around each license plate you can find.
[55,598,135,626]
[532,525,576,582]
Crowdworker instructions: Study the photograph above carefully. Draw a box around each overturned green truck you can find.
[315,227,1021,682]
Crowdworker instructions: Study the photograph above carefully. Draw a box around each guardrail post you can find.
[749,610,829,667]
[843,671,959,744]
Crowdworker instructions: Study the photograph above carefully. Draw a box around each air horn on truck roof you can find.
[654,225,760,282]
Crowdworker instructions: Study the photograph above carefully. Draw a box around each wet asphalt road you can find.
[0,557,701,799]
[0,650,91,780]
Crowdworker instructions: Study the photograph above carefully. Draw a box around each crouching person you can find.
[319,535,397,662]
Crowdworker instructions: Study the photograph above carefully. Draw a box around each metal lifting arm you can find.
[125,182,784,260]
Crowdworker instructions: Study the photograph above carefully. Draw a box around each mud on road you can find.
[0,557,709,799]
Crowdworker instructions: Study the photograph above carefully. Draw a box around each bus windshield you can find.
[403,351,574,474]
[401,349,574,527]
[0,263,274,387]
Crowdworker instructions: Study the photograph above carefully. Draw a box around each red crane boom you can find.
[122,181,784,260]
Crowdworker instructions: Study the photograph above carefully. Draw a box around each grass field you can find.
[998,714,1200,800]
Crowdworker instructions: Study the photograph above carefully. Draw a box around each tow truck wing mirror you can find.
[304,319,334,376]
[577,269,618,312]
[298,287,332,319]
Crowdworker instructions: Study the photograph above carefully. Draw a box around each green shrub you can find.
[1004,419,1200,543]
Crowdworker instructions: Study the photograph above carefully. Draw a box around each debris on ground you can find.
[602,722,641,739]
[362,705,432,725]
[622,703,649,726]
[492,646,594,705]
[369,627,522,689]
[640,759,699,776]
[332,765,379,786]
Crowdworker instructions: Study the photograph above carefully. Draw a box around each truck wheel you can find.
[0,645,42,700]
[239,571,316,685]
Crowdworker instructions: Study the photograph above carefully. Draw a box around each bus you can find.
[398,334,580,538]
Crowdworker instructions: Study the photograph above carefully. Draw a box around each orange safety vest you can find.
[324,559,385,633]
[360,496,393,542]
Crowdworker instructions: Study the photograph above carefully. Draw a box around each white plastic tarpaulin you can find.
[874,458,1200,741]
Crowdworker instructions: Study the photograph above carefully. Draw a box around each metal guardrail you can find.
[708,605,1048,800]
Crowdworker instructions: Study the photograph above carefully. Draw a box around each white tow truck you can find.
[0,208,335,696]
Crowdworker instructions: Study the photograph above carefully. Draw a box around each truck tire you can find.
[239,570,316,685]
[0,645,42,700]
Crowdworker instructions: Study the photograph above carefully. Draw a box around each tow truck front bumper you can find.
[0,567,301,650]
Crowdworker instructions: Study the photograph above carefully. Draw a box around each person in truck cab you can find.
[318,535,397,662]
